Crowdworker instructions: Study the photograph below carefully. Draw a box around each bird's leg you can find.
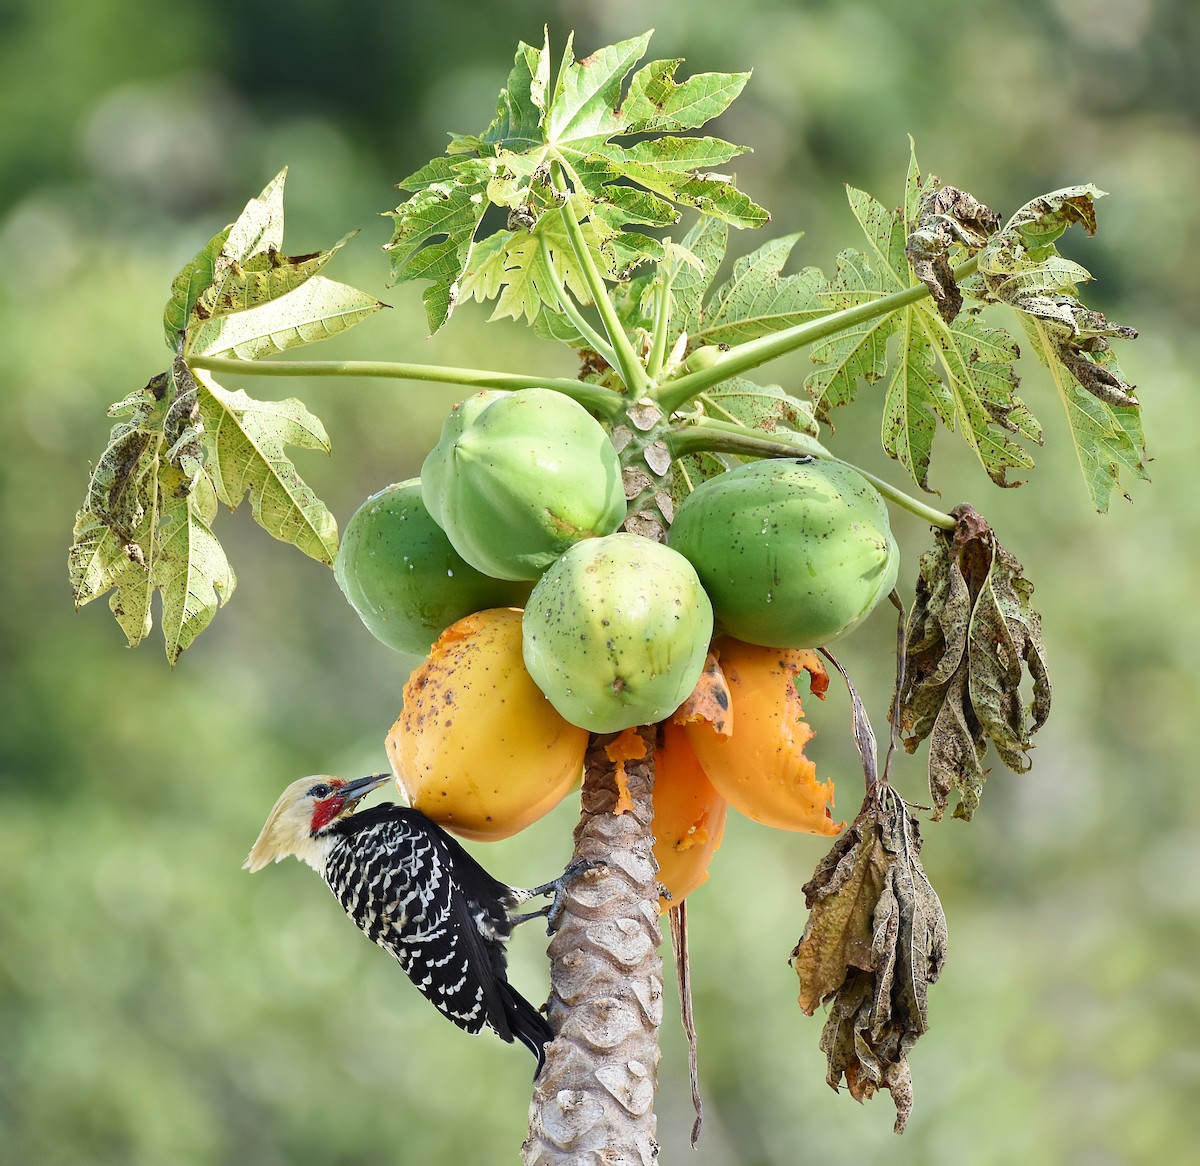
[509,859,606,933]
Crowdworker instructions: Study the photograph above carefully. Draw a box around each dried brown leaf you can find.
[894,505,1051,819]
[791,811,890,1014]
[793,788,947,1134]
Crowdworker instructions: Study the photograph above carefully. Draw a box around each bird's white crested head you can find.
[243,773,391,874]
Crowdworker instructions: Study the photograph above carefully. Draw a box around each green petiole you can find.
[654,255,981,415]
[668,415,957,531]
[186,354,629,421]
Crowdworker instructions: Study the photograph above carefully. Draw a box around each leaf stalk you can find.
[554,167,652,396]
[185,354,628,420]
[538,234,620,369]
[655,256,982,414]
[668,416,957,530]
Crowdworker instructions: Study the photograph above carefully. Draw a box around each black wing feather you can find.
[324,805,550,1067]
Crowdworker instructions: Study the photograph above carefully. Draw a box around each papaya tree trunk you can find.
[522,726,663,1165]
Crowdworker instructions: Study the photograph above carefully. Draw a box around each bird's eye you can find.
[307,782,333,799]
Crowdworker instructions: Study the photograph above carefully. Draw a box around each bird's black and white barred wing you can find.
[322,805,550,1063]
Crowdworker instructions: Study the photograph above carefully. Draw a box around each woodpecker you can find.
[244,773,582,1073]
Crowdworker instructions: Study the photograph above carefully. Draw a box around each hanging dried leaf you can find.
[894,505,1051,819]
[790,787,947,1133]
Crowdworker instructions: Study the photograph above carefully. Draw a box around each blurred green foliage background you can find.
[2,0,1197,1162]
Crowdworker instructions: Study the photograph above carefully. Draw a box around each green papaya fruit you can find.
[667,458,898,648]
[334,479,530,655]
[421,388,627,581]
[522,533,714,733]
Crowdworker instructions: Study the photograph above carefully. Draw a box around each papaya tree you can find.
[68,29,1145,1162]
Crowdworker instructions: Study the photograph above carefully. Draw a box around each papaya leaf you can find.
[163,223,231,347]
[459,203,598,324]
[164,168,382,356]
[894,505,1051,820]
[791,786,947,1134]
[668,216,728,348]
[904,183,1000,322]
[807,247,900,418]
[189,276,386,360]
[385,29,763,333]
[71,357,336,657]
[164,169,286,345]
[69,359,237,660]
[881,317,944,490]
[70,397,161,647]
[152,470,236,664]
[694,232,824,347]
[194,370,338,565]
[969,185,1147,510]
[810,150,1042,492]
[696,378,817,437]
[76,172,376,656]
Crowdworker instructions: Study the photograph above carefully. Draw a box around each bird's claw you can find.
[512,858,607,934]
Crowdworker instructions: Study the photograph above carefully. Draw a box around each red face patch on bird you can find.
[307,779,348,834]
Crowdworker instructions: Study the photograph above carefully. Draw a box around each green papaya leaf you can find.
[385,29,763,334]
[697,378,816,437]
[70,357,337,659]
[807,247,899,417]
[696,233,824,347]
[164,168,382,356]
[164,169,287,345]
[667,216,728,347]
[195,371,337,565]
[809,149,1042,492]
[188,277,386,360]
[152,471,236,663]
[69,360,238,661]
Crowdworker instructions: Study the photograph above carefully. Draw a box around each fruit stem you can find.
[185,354,629,421]
[538,233,620,369]
[654,255,981,414]
[554,167,652,397]
[668,416,958,531]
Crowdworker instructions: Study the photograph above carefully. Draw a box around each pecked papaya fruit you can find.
[680,636,841,835]
[421,388,627,581]
[334,479,530,656]
[652,722,728,912]
[522,532,714,733]
[667,457,898,648]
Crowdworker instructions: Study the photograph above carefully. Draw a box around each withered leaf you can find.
[894,505,1051,819]
[791,809,890,1014]
[974,186,1140,410]
[791,787,947,1133]
[905,183,1001,323]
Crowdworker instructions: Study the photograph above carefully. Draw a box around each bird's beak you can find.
[337,772,391,805]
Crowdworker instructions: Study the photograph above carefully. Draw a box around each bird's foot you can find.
[511,858,607,933]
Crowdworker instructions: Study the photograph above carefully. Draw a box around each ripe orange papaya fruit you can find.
[386,608,587,840]
[652,722,727,912]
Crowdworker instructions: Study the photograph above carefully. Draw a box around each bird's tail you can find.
[498,981,554,1076]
